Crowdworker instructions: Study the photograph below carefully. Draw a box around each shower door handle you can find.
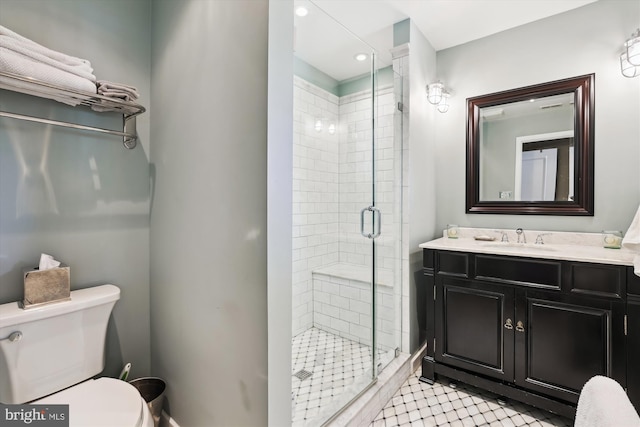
[360,206,382,239]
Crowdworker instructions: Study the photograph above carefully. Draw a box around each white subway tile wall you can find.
[292,76,401,342]
[293,77,341,335]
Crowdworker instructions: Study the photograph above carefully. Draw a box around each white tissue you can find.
[623,205,640,276]
[634,255,640,277]
[39,253,61,270]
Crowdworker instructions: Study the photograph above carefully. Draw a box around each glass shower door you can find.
[363,62,403,378]
[291,2,401,425]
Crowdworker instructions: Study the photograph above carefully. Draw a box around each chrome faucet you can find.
[516,228,526,244]
[496,231,509,242]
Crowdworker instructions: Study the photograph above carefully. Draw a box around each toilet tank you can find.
[0,284,120,404]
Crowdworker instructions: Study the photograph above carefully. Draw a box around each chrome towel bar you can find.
[0,110,138,148]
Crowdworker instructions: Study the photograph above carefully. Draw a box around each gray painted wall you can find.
[294,57,395,97]
[0,0,152,379]
[436,0,640,233]
[150,1,269,425]
[406,21,438,351]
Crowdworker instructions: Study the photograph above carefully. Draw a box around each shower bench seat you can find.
[311,263,396,351]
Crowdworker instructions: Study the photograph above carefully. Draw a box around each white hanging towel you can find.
[622,204,640,276]
[575,376,640,427]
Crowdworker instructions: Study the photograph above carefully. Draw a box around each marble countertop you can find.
[419,228,638,266]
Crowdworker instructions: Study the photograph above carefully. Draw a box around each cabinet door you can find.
[628,297,640,412]
[514,289,625,404]
[435,277,515,381]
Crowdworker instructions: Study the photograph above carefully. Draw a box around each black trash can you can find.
[130,377,166,427]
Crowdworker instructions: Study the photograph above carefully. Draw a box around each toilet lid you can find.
[36,377,144,427]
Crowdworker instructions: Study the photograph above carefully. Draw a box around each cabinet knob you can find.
[504,318,513,330]
[516,321,525,332]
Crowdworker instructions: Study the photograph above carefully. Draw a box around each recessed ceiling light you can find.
[354,53,368,62]
[295,6,308,17]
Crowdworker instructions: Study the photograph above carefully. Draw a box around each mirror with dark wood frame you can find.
[466,74,594,215]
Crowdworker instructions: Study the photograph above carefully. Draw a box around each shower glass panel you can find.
[291,3,402,425]
[374,65,403,375]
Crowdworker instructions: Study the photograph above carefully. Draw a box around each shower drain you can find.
[293,369,312,380]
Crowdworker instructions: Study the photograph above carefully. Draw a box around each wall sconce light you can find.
[621,29,640,78]
[426,82,445,105]
[314,118,323,132]
[426,81,452,113]
[437,92,450,113]
[626,29,640,65]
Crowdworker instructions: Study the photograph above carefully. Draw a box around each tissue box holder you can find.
[22,264,70,309]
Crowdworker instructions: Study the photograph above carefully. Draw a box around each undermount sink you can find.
[477,242,558,252]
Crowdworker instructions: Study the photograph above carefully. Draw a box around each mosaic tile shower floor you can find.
[292,327,388,426]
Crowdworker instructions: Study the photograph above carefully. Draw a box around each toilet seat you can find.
[36,377,153,427]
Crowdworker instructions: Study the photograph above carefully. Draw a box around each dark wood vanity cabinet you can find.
[435,278,515,382]
[514,289,625,404]
[422,249,633,419]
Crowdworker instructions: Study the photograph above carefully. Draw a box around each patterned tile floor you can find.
[371,368,573,427]
[292,327,389,426]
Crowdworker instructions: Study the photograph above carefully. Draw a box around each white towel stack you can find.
[0,25,97,102]
[91,80,140,112]
[622,205,640,276]
[97,80,139,102]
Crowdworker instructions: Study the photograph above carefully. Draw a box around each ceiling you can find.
[294,0,598,82]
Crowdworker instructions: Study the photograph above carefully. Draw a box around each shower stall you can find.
[291,3,404,425]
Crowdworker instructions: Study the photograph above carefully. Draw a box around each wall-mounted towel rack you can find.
[0,71,145,149]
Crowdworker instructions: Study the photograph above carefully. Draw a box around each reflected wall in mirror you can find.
[467,74,594,215]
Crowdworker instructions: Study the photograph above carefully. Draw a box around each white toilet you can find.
[0,284,153,427]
